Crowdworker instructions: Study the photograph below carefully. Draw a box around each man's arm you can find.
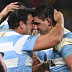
[32,52,41,66]
[0,2,19,22]
[33,10,64,51]
[65,54,72,72]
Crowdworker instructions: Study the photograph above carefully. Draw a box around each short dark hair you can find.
[33,3,56,26]
[17,2,26,9]
[8,9,34,29]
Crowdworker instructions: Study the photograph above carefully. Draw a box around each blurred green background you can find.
[0,0,72,31]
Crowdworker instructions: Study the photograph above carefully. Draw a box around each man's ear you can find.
[46,18,51,26]
[19,21,24,29]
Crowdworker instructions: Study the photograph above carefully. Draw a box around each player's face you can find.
[34,17,53,35]
[24,14,34,35]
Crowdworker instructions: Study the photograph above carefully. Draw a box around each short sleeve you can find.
[60,44,72,59]
[0,20,9,32]
[23,35,38,51]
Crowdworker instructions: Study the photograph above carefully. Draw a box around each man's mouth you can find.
[31,29,34,33]
[38,29,43,34]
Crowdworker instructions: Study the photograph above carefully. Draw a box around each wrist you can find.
[57,14,64,24]
[1,8,9,17]
[0,12,7,18]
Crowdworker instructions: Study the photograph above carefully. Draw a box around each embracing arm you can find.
[0,2,19,23]
[33,10,64,51]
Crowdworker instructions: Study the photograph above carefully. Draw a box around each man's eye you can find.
[34,22,40,25]
[31,20,34,24]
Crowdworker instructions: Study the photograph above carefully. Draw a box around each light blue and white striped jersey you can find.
[0,30,38,72]
[36,34,47,63]
[36,50,47,63]
[46,28,71,72]
[0,20,9,32]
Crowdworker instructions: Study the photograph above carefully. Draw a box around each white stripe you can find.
[42,48,53,52]
[64,28,70,34]
[25,56,33,66]
[0,21,8,26]
[0,30,7,38]
[47,57,66,67]
[40,60,44,63]
[4,31,20,36]
[0,42,13,52]
[52,57,66,65]
[4,58,18,68]
[55,38,72,53]
[62,38,72,47]
[41,50,48,52]
[14,35,29,55]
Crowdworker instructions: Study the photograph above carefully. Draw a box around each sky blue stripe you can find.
[22,35,38,51]
[17,55,28,67]
[50,65,70,72]
[46,50,62,59]
[36,51,47,61]
[63,32,72,39]
[3,50,19,60]
[60,44,72,59]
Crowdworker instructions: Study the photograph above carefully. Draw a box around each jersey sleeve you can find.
[0,20,9,32]
[22,35,38,51]
[55,30,72,59]
[60,44,72,59]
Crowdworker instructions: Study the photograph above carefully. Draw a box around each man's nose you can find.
[32,24,38,30]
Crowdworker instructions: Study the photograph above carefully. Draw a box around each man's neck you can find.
[9,29,23,35]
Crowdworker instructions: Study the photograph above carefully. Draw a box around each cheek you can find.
[42,22,48,27]
[47,27,52,32]
[41,24,48,29]
[29,24,33,30]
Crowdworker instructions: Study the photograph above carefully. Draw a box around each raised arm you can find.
[33,10,64,51]
[0,2,19,22]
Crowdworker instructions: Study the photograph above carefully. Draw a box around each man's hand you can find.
[32,52,50,72]
[32,52,41,66]
[0,2,19,17]
[54,9,64,24]
[32,61,50,72]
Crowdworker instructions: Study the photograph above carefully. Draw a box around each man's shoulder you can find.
[63,28,72,39]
